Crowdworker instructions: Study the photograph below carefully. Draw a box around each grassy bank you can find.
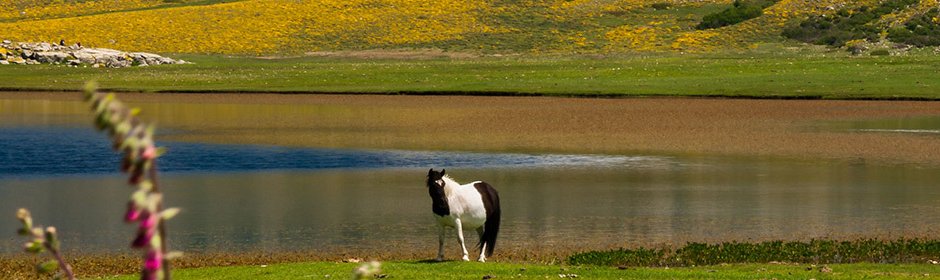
[570,239,940,267]
[7,239,940,279]
[99,261,940,279]
[2,52,940,99]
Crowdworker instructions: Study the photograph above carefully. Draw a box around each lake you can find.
[2,93,940,260]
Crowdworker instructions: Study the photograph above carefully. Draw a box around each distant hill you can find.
[0,0,937,55]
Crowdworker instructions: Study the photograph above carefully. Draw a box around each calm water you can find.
[3,127,940,256]
[3,95,940,258]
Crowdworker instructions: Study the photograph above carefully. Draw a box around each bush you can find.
[783,0,919,47]
[887,8,940,47]
[650,3,672,10]
[696,0,779,30]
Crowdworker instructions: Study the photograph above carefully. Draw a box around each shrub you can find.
[887,8,940,47]
[782,0,920,47]
[696,0,779,30]
[650,3,672,10]
[15,209,75,280]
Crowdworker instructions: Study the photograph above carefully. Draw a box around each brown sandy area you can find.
[3,92,940,165]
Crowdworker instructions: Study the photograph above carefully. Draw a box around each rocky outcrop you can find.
[0,40,188,68]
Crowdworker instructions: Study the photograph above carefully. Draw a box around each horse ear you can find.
[441,169,446,175]
[428,168,434,175]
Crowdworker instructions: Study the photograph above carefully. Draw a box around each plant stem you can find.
[149,161,172,280]
[45,243,75,280]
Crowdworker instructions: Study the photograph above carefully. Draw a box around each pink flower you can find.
[132,229,153,248]
[144,250,162,271]
[131,213,157,248]
[141,145,157,160]
[141,213,158,229]
[124,202,142,222]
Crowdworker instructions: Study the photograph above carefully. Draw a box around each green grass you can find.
[2,51,940,100]
[100,261,940,279]
[570,239,940,267]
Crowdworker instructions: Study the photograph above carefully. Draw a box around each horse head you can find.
[427,168,446,189]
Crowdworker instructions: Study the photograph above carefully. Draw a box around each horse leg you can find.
[436,225,446,262]
[476,227,487,262]
[453,218,470,261]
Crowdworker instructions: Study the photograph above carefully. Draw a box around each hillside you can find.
[0,0,938,55]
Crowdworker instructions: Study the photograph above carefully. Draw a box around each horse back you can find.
[472,182,500,218]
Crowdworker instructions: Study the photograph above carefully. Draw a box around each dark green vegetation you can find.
[100,261,940,280]
[650,2,672,10]
[696,0,779,30]
[2,52,940,99]
[782,0,938,47]
[888,8,940,47]
[569,239,940,267]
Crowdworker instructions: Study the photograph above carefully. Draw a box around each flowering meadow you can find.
[0,0,166,21]
[0,0,937,54]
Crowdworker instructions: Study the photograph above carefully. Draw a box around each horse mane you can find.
[441,174,460,186]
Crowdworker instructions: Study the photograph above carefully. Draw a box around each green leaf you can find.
[44,227,60,251]
[83,81,98,96]
[24,241,44,253]
[37,260,58,274]
[155,147,168,158]
[161,208,181,220]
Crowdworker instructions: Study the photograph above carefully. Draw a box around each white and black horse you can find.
[426,168,501,262]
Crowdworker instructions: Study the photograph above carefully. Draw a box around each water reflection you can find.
[0,127,662,177]
[2,158,939,256]
[822,116,940,136]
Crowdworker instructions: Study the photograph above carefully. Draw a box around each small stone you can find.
[819,266,832,273]
[0,60,8,65]
[2,40,11,44]
[67,59,81,66]
[483,275,495,280]
[617,266,628,270]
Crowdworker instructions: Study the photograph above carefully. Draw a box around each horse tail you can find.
[474,182,500,257]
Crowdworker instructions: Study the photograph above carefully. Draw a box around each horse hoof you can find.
[462,256,470,261]
[478,258,486,263]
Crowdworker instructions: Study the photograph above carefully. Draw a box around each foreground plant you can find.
[84,82,180,280]
[351,261,382,280]
[15,208,76,280]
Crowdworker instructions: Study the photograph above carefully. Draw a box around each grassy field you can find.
[1,1,937,54]
[2,51,940,99]
[98,261,940,280]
